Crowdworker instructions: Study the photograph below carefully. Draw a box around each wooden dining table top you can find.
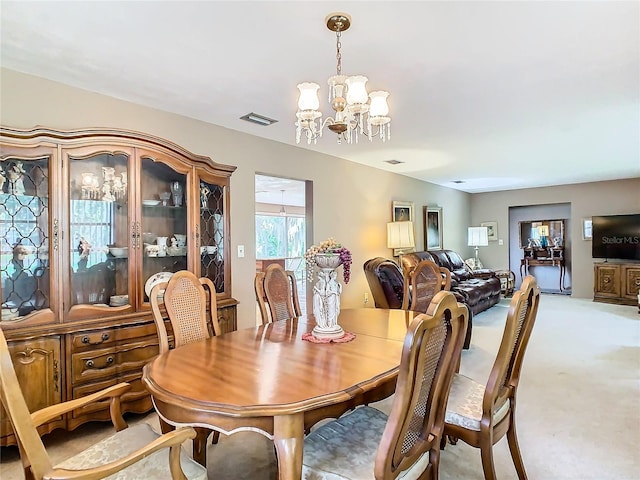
[143,308,417,415]
[142,307,420,479]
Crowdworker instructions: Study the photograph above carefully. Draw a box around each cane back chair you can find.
[302,290,469,479]
[254,263,301,324]
[444,275,541,480]
[150,269,221,467]
[401,258,452,313]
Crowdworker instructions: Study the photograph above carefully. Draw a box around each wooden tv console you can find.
[593,262,640,307]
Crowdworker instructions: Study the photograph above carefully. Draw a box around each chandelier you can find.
[295,13,391,145]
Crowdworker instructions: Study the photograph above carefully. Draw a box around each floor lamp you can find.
[467,226,489,269]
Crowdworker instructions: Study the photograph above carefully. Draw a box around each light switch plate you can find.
[237,245,245,257]
[498,239,504,245]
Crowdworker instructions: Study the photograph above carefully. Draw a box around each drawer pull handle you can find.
[81,333,110,344]
[86,356,114,369]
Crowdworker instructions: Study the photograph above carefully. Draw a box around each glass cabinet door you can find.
[1,152,55,323]
[199,178,227,296]
[65,148,132,319]
[140,157,188,303]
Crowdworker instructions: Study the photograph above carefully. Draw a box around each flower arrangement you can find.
[304,237,352,284]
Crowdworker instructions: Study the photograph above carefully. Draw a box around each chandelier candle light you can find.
[296,13,391,145]
[304,238,352,340]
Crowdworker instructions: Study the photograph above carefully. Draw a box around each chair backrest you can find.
[363,257,405,309]
[375,291,468,479]
[401,259,451,312]
[254,264,301,324]
[150,270,220,354]
[485,275,540,414]
[0,328,53,479]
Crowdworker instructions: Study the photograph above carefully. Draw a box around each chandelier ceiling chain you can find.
[295,12,391,145]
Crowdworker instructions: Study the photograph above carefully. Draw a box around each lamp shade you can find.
[387,221,415,249]
[468,227,489,247]
[369,91,390,117]
[297,82,320,111]
[345,75,369,105]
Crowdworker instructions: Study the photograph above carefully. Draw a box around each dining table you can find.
[142,307,418,480]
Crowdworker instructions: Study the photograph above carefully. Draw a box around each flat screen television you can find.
[591,214,640,260]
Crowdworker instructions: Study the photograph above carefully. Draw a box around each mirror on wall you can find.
[518,219,565,248]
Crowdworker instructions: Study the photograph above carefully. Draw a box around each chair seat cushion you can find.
[302,406,429,480]
[55,423,207,480]
[445,374,510,431]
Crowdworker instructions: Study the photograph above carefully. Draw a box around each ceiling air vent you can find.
[451,180,466,184]
[240,112,278,126]
[384,159,403,165]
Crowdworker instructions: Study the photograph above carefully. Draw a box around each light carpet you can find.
[1,295,638,479]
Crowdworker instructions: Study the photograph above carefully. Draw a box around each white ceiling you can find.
[1,1,638,194]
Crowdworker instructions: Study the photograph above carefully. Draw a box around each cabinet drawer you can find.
[70,372,150,419]
[71,339,159,384]
[71,329,116,349]
[71,323,157,351]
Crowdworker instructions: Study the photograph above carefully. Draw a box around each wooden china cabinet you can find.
[0,126,237,445]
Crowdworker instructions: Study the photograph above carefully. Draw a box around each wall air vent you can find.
[240,112,278,126]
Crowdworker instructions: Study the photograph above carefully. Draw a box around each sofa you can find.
[400,250,502,316]
[364,249,502,349]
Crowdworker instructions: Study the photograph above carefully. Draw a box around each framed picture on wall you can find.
[481,221,498,241]
[392,201,414,222]
[424,206,443,250]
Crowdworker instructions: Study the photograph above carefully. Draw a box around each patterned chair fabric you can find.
[255,263,301,324]
[302,291,469,480]
[443,275,541,480]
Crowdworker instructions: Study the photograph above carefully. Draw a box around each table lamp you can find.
[468,226,489,269]
[387,221,415,256]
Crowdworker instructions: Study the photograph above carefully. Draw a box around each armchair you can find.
[0,328,206,480]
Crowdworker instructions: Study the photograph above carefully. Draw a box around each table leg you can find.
[274,413,304,480]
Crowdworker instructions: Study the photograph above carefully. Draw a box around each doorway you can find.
[255,174,310,314]
[509,203,572,294]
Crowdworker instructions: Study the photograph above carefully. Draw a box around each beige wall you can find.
[1,68,471,329]
[470,179,640,298]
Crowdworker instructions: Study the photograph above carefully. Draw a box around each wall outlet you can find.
[364,292,369,305]
[498,239,504,245]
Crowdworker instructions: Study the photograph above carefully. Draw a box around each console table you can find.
[520,247,566,292]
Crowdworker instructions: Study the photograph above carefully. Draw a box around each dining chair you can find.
[443,275,541,480]
[302,290,469,479]
[401,258,451,313]
[150,269,221,467]
[0,328,206,480]
[254,263,301,324]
